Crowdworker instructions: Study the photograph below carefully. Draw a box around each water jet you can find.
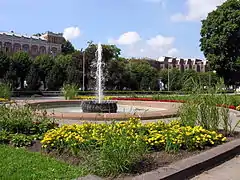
[82,43,118,113]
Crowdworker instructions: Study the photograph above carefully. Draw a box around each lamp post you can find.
[209,70,217,87]
[82,51,85,91]
[167,58,173,91]
[167,65,170,91]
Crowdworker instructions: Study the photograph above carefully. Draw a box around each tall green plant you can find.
[62,84,78,100]
[92,129,148,177]
[179,78,234,133]
[0,83,11,100]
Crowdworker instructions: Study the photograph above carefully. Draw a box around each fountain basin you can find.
[26,100,180,121]
[82,100,117,113]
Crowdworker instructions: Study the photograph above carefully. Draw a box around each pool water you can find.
[46,104,166,113]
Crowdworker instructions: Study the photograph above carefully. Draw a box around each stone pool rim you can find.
[25,100,180,121]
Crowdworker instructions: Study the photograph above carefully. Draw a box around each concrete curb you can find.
[131,139,240,180]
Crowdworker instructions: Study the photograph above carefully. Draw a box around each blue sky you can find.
[0,0,226,59]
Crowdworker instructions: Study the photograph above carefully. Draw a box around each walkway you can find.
[192,155,240,180]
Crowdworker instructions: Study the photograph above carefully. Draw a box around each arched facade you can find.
[4,42,12,53]
[0,31,63,57]
[13,43,21,52]
[22,44,30,53]
[39,46,46,54]
[31,45,38,56]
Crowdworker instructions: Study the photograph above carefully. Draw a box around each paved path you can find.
[192,155,240,180]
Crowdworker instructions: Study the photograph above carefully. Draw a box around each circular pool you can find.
[27,100,180,121]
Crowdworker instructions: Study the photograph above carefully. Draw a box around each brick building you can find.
[157,56,209,72]
[0,31,64,57]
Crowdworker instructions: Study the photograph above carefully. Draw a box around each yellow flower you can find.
[222,137,227,142]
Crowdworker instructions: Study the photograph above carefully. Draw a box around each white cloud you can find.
[147,35,175,49]
[63,26,81,40]
[171,0,226,22]
[167,48,179,56]
[109,32,178,59]
[108,32,141,45]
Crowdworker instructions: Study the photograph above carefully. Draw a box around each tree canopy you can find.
[61,40,75,55]
[200,0,240,84]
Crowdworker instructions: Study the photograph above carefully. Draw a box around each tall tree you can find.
[34,55,54,89]
[66,51,83,87]
[11,52,32,89]
[61,39,75,55]
[105,59,130,90]
[83,42,121,90]
[127,59,158,90]
[0,51,10,78]
[200,0,240,84]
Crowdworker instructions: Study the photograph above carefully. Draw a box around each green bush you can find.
[0,130,10,144]
[0,104,57,135]
[0,83,11,100]
[62,84,78,100]
[10,134,33,147]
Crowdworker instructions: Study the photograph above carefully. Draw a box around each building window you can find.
[23,46,29,52]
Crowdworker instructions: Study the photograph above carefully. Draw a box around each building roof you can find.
[0,31,47,41]
[157,56,207,62]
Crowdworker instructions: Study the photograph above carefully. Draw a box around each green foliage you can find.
[46,64,65,91]
[0,104,57,135]
[61,40,75,55]
[26,64,41,90]
[11,51,32,88]
[200,0,240,84]
[34,55,54,82]
[9,134,33,147]
[159,68,183,91]
[127,60,159,90]
[0,51,10,78]
[0,130,9,144]
[106,59,130,90]
[93,130,148,176]
[62,84,79,100]
[179,80,237,134]
[159,69,219,92]
[66,51,83,87]
[0,83,11,99]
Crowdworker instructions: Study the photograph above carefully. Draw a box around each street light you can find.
[82,51,85,91]
[209,70,217,87]
[167,58,172,91]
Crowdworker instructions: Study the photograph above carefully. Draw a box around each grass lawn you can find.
[0,145,86,180]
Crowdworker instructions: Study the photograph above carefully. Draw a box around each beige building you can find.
[157,56,209,72]
[0,31,64,57]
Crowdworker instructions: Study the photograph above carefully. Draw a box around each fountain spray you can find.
[96,43,103,103]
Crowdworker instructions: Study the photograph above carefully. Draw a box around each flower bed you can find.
[40,118,228,177]
[42,118,226,152]
[72,96,238,110]
[111,97,237,110]
[0,98,8,102]
[73,96,114,101]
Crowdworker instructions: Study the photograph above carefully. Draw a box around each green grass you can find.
[0,145,86,180]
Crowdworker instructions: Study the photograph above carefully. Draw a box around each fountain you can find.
[81,43,118,113]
